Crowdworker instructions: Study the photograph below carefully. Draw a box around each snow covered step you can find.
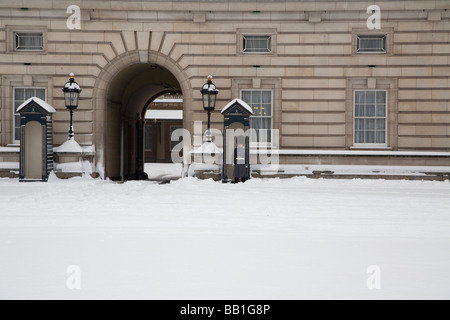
[0,162,19,178]
[252,165,450,181]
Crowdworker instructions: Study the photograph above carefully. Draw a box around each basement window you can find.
[356,35,386,53]
[243,35,272,54]
[14,32,44,51]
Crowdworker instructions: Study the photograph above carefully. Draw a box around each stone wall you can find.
[0,0,449,177]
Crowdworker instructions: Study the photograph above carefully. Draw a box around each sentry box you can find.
[16,97,56,182]
[221,98,254,183]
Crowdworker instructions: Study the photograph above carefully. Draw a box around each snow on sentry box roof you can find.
[16,97,56,114]
[221,98,253,115]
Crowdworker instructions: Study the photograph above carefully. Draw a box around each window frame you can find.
[351,28,393,56]
[356,34,387,54]
[13,87,47,143]
[353,89,388,148]
[240,89,274,148]
[242,35,272,54]
[14,32,44,52]
[6,26,48,54]
[237,29,277,56]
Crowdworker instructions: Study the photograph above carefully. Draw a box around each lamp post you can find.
[62,73,82,141]
[200,75,219,143]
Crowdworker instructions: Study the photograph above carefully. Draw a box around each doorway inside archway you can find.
[106,63,183,181]
[144,94,183,181]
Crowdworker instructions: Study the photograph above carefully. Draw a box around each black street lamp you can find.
[62,73,82,141]
[200,75,219,143]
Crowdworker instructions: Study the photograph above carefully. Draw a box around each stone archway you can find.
[93,51,192,180]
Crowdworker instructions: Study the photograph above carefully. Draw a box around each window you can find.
[357,35,386,53]
[144,125,153,151]
[14,32,44,51]
[354,90,387,145]
[237,29,277,56]
[243,35,272,54]
[241,90,273,144]
[13,88,46,142]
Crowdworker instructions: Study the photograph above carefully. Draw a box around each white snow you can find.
[55,140,82,153]
[0,162,19,170]
[221,98,254,114]
[0,147,20,153]
[55,161,93,175]
[264,165,450,176]
[81,161,93,175]
[16,97,56,114]
[188,163,221,177]
[64,81,81,91]
[96,150,105,180]
[145,110,183,120]
[0,177,449,300]
[263,149,450,157]
[82,145,96,154]
[191,141,223,155]
[55,162,83,173]
[153,98,183,103]
[145,163,182,180]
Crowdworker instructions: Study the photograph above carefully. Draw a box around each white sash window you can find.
[354,90,387,146]
[241,90,273,145]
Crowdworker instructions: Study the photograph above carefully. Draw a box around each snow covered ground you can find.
[145,163,182,180]
[0,175,449,300]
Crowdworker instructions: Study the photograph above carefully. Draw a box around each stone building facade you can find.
[0,0,449,179]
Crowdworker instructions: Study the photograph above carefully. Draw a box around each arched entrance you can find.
[94,51,192,180]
